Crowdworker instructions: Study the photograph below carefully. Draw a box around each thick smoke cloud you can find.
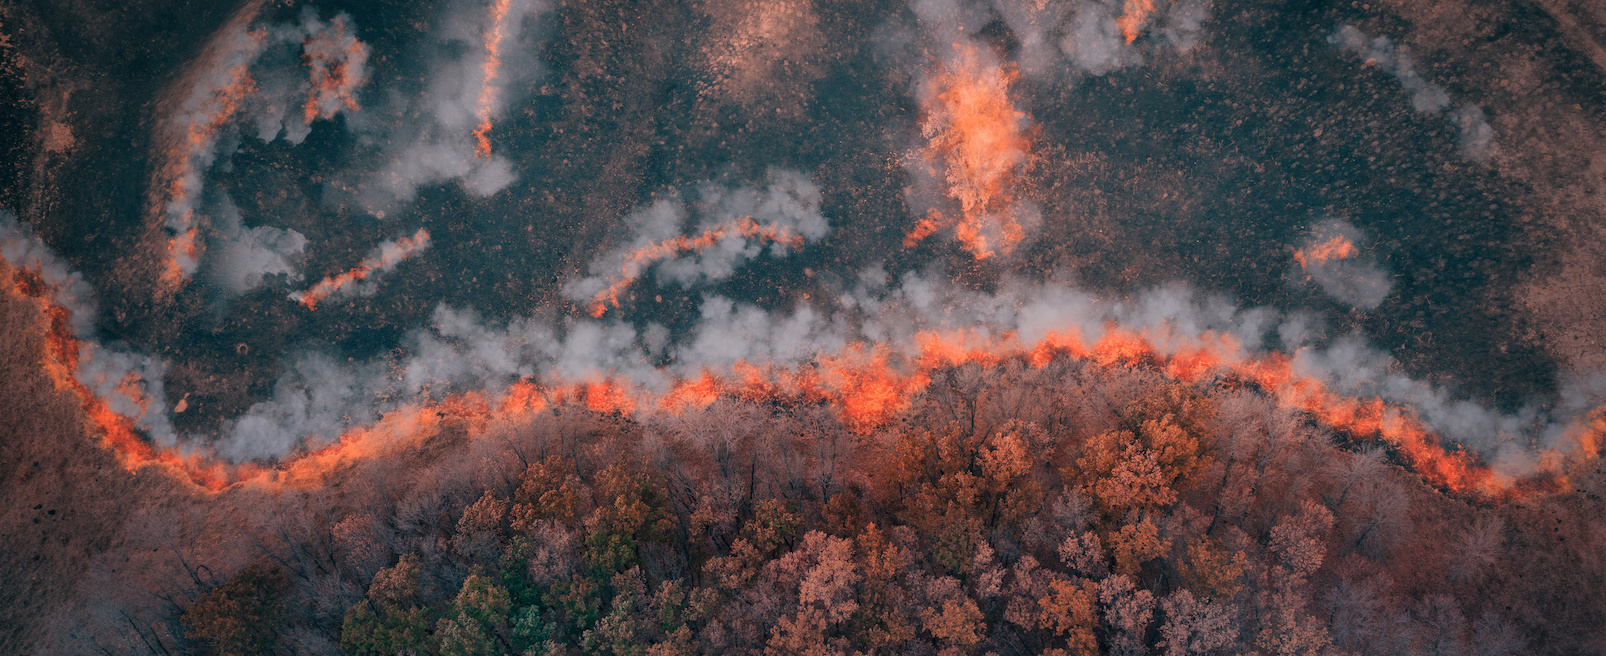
[1329,25,1494,160]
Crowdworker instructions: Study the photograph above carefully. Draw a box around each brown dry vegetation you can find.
[0,259,189,653]
[3,265,1605,654]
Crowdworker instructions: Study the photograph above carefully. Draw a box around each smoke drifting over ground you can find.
[4,0,1606,653]
[1328,24,1494,160]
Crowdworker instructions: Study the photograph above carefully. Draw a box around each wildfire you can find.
[158,28,266,289]
[291,228,432,310]
[156,17,370,289]
[6,234,1599,499]
[302,15,369,123]
[8,264,249,491]
[585,217,805,317]
[472,0,515,159]
[1116,0,1157,44]
[910,43,1033,259]
[1293,234,1359,269]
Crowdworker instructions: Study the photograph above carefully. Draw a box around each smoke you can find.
[354,0,551,215]
[192,255,1599,488]
[561,169,830,315]
[984,0,1210,77]
[902,0,1042,258]
[7,196,1604,496]
[1449,103,1494,160]
[6,0,1596,500]
[906,42,1040,259]
[289,228,432,309]
[220,353,390,461]
[207,195,309,294]
[155,9,370,285]
[1,213,177,445]
[1291,219,1391,310]
[1329,25,1494,160]
[0,212,97,337]
[899,0,1210,258]
[243,9,371,146]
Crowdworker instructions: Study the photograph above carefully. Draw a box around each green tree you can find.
[182,565,286,656]
[437,572,515,656]
[339,554,434,656]
[583,462,674,578]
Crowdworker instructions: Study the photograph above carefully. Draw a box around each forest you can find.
[4,263,1604,656]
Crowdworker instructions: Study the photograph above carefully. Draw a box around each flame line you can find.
[158,28,267,289]
[472,0,515,159]
[6,234,1597,497]
[9,266,249,490]
[291,228,431,310]
[586,217,805,317]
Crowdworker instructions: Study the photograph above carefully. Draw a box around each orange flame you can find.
[293,228,431,310]
[157,28,267,288]
[8,240,1601,497]
[472,0,515,158]
[1116,0,1157,44]
[302,16,368,123]
[911,43,1032,259]
[1293,234,1358,269]
[9,265,252,491]
[586,217,805,317]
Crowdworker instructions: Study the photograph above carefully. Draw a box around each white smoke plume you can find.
[288,228,432,309]
[0,212,97,336]
[243,9,371,146]
[561,169,831,310]
[982,0,1210,77]
[1292,218,1392,310]
[200,257,1603,479]
[354,0,552,215]
[0,213,177,444]
[207,194,309,294]
[158,8,369,281]
[1329,25,1495,160]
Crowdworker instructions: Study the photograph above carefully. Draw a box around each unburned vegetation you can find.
[4,270,1606,655]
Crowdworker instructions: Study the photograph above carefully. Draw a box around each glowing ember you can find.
[1293,233,1359,269]
[301,15,369,123]
[911,43,1032,259]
